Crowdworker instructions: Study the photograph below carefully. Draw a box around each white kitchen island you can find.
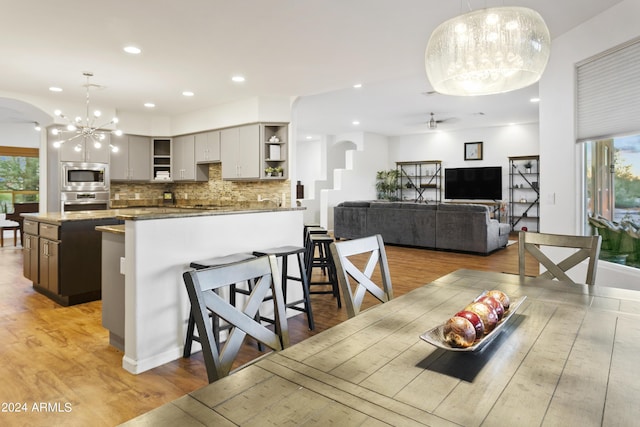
[118,207,305,374]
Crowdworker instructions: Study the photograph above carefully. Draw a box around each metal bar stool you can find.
[252,245,315,330]
[184,252,257,358]
[304,226,328,274]
[306,233,341,308]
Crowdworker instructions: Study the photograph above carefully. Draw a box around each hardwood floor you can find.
[0,235,534,426]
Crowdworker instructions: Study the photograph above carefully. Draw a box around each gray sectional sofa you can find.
[334,201,511,254]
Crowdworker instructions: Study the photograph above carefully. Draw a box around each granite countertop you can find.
[22,205,304,225]
[95,224,125,235]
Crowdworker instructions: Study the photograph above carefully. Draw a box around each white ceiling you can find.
[0,0,623,138]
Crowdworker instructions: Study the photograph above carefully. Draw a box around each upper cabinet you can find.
[261,123,288,180]
[60,135,111,163]
[152,138,172,182]
[174,135,208,181]
[195,131,221,163]
[111,135,151,181]
[220,124,260,180]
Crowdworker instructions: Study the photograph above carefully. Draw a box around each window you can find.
[0,146,39,214]
[585,135,640,268]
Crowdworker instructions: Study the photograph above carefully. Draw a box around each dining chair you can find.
[330,234,393,318]
[518,231,602,285]
[182,255,290,383]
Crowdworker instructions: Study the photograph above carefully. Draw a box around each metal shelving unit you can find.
[509,155,540,232]
[396,160,442,203]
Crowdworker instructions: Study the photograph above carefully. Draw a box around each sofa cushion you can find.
[399,203,437,210]
[341,201,371,207]
[437,203,489,213]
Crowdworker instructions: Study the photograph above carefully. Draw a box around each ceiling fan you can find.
[427,112,449,129]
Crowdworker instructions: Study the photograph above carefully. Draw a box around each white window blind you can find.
[576,37,640,142]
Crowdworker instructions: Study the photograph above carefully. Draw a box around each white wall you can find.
[0,123,40,148]
[540,0,640,288]
[321,132,390,229]
[389,123,539,202]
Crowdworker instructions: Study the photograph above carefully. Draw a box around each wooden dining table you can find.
[121,269,640,426]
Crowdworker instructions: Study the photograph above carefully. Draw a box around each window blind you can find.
[576,37,640,142]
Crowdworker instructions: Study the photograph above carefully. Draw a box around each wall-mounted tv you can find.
[444,166,502,200]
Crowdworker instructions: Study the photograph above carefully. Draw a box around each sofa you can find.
[334,201,511,254]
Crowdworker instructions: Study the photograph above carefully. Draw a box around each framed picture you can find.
[464,142,483,160]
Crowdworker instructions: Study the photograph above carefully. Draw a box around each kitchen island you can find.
[112,206,305,374]
[25,206,305,374]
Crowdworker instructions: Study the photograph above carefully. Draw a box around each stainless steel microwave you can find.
[61,162,109,191]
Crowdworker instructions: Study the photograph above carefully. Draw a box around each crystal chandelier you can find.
[425,6,551,96]
[51,72,122,152]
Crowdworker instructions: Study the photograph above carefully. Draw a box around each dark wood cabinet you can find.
[23,217,122,306]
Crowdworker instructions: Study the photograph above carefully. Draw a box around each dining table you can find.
[120,269,640,426]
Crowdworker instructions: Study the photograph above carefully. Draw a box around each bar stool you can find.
[183,252,257,358]
[252,245,315,330]
[306,233,341,308]
[304,226,328,274]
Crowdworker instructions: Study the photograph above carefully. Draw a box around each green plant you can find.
[524,161,533,169]
[375,169,401,200]
[265,167,275,175]
[274,166,283,174]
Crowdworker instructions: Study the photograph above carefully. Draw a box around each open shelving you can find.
[509,155,540,232]
[396,160,442,203]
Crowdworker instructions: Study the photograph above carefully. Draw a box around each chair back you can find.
[183,255,289,383]
[330,234,393,318]
[518,231,602,285]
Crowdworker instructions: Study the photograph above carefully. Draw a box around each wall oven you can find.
[61,191,109,212]
[61,162,109,192]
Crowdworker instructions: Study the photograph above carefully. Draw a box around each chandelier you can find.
[51,72,122,152]
[425,6,551,96]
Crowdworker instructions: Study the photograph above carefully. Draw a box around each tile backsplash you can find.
[111,164,290,208]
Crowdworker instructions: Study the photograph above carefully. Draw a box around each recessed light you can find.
[352,120,360,125]
[124,46,141,54]
[182,91,194,97]
[49,87,63,92]
[530,97,540,103]
[306,136,313,140]
[144,102,155,108]
[353,83,362,89]
[231,75,245,83]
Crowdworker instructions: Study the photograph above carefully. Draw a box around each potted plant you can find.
[375,169,401,200]
[274,166,284,177]
[265,166,275,177]
[524,161,533,173]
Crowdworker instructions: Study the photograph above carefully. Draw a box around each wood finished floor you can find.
[0,235,535,426]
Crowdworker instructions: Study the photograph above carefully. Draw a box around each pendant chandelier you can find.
[425,6,551,96]
[51,72,122,152]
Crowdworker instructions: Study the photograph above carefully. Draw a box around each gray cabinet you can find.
[174,134,208,181]
[59,135,111,163]
[221,124,260,180]
[111,135,151,181]
[195,131,221,163]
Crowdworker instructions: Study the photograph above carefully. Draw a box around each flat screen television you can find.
[444,166,502,200]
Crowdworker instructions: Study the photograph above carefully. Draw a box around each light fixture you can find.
[231,75,245,83]
[123,46,141,54]
[428,113,438,130]
[144,102,156,108]
[34,122,41,132]
[51,72,122,152]
[182,91,194,97]
[425,6,550,96]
